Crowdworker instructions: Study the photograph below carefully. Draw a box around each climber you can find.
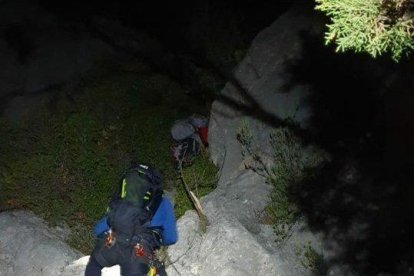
[85,163,178,276]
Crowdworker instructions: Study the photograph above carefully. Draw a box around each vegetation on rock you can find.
[237,121,327,241]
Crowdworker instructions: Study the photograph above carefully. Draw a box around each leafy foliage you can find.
[315,0,414,61]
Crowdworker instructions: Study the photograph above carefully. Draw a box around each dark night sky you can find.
[36,0,293,50]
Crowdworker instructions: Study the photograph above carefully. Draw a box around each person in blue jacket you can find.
[92,195,178,247]
[85,164,178,276]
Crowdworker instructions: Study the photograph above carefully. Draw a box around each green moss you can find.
[0,67,208,253]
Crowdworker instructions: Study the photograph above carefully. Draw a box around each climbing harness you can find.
[147,265,157,276]
[147,258,164,276]
[104,229,116,248]
[133,242,161,276]
[133,243,145,257]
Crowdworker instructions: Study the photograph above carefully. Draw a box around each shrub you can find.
[237,118,254,157]
[266,128,304,240]
[295,243,324,274]
[268,127,328,240]
[237,121,327,241]
[315,0,414,61]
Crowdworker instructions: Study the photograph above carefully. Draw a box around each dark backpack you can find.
[107,163,163,240]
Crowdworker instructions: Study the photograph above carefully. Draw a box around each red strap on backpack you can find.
[197,127,208,146]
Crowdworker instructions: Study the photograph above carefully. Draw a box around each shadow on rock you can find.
[284,32,414,275]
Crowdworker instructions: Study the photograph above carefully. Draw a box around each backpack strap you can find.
[144,188,163,217]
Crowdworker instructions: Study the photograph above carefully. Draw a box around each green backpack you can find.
[107,163,163,240]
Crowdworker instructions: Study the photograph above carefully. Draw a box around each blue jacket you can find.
[93,196,178,246]
[149,196,178,245]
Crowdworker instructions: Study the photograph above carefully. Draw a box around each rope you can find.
[176,153,209,232]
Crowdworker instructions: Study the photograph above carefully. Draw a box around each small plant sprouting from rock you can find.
[237,118,254,158]
[267,127,303,240]
[295,243,324,274]
[236,119,269,177]
[268,127,327,241]
[304,244,324,274]
[237,121,328,242]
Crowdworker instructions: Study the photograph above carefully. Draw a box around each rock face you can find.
[0,210,81,276]
[0,210,122,276]
[166,173,289,276]
[209,5,323,186]
[166,5,325,276]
